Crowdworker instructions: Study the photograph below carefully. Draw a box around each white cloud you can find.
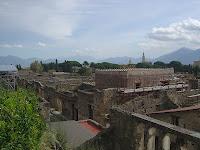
[15,44,23,48]
[148,18,200,43]
[37,42,46,47]
[138,18,200,57]
[0,44,23,48]
[0,0,86,40]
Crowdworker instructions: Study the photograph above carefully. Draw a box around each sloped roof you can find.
[0,65,17,72]
[49,120,102,148]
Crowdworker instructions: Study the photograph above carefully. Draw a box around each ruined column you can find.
[147,127,157,150]
[143,124,150,150]
[162,133,171,150]
[135,123,145,150]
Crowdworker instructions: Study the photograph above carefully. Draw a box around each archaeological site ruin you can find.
[16,67,200,150]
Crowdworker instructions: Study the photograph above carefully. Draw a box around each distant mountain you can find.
[99,57,143,64]
[1,47,200,67]
[44,55,96,64]
[100,47,200,65]
[155,47,200,64]
[0,55,96,67]
[0,55,40,67]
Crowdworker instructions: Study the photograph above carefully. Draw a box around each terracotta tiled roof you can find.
[79,120,102,134]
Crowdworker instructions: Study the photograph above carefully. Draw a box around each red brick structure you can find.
[95,68,174,89]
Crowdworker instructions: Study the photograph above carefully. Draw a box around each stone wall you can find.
[167,89,200,107]
[149,110,200,132]
[120,89,200,115]
[77,107,200,150]
[95,68,174,89]
[18,77,200,127]
[18,78,76,121]
[18,78,119,125]
[119,90,178,114]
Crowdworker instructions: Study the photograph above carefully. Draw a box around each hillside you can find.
[156,47,200,64]
[0,55,39,67]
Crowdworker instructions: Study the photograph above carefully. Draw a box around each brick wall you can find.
[95,68,174,89]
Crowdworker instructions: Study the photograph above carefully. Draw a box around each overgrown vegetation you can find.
[0,88,45,150]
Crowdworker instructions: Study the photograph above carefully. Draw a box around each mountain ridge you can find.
[0,47,200,66]
[155,47,200,64]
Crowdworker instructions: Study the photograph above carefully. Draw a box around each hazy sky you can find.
[1,0,200,59]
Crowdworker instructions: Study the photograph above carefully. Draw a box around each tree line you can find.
[135,61,200,76]
[28,60,200,76]
[29,60,121,75]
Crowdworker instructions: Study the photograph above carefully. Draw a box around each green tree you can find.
[30,60,43,73]
[135,62,152,68]
[16,64,22,70]
[78,67,92,76]
[153,61,166,68]
[83,61,89,67]
[93,62,120,69]
[90,62,95,68]
[56,59,58,72]
[59,61,82,73]
[168,61,183,72]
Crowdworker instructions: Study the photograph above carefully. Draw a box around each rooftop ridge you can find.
[96,68,174,72]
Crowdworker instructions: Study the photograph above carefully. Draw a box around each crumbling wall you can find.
[120,90,178,114]
[93,88,119,125]
[119,88,200,115]
[166,89,200,106]
[77,90,94,120]
[19,77,200,127]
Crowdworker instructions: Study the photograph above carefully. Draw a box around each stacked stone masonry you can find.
[95,68,174,89]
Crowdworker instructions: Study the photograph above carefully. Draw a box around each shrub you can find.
[0,88,45,150]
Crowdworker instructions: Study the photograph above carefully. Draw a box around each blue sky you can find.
[1,0,200,59]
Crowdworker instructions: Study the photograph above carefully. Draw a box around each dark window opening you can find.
[72,104,75,120]
[155,136,159,150]
[74,108,78,121]
[172,116,180,126]
[88,104,93,119]
[135,83,141,89]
